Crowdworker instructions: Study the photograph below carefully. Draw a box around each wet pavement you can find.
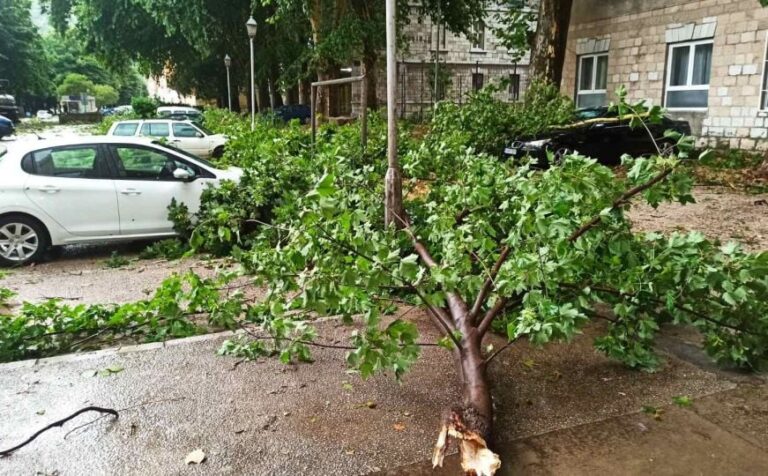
[1,244,224,304]
[1,315,765,475]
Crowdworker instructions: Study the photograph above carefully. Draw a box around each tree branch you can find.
[568,167,674,243]
[484,338,519,365]
[0,407,118,458]
[477,295,523,337]
[565,283,767,337]
[469,246,511,323]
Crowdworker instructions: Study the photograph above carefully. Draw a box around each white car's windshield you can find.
[152,140,218,168]
[195,124,215,135]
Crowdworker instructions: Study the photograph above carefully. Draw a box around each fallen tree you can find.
[219,91,768,474]
[3,89,767,474]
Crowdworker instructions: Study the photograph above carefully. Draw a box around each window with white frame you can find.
[665,39,713,109]
[576,53,608,108]
[471,21,485,50]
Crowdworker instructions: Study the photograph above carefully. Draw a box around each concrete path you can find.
[0,315,765,475]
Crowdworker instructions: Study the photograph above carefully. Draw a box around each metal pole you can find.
[434,4,440,107]
[250,38,256,131]
[420,60,424,121]
[226,66,232,111]
[384,0,402,228]
[311,85,316,143]
[400,62,406,119]
[361,73,368,151]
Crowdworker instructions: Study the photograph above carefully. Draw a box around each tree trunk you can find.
[529,0,573,87]
[432,306,500,475]
[286,84,299,105]
[257,83,270,112]
[363,52,379,109]
[299,78,312,105]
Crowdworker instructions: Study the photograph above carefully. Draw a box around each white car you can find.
[0,137,242,266]
[107,119,227,159]
[36,110,53,120]
[156,106,202,120]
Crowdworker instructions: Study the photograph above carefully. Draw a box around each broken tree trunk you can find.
[432,313,500,476]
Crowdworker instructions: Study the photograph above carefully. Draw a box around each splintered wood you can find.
[432,407,501,476]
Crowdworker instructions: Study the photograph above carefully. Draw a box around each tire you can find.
[0,215,50,267]
[212,146,225,158]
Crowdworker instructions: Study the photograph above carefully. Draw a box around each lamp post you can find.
[224,54,232,111]
[246,16,258,131]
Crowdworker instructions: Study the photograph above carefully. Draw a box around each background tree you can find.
[92,84,119,106]
[528,0,573,86]
[56,73,94,96]
[0,0,51,103]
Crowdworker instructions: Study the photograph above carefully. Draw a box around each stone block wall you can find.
[352,3,534,117]
[564,0,768,150]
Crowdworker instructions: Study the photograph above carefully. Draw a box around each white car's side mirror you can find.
[173,168,193,180]
[195,132,204,138]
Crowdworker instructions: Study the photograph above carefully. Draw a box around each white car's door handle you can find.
[120,189,142,196]
[38,186,60,193]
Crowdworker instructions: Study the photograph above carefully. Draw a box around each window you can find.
[665,40,713,109]
[173,123,202,138]
[139,122,170,138]
[113,123,138,136]
[112,146,198,181]
[23,146,103,179]
[433,23,447,50]
[509,73,521,100]
[576,53,608,108]
[471,22,485,50]
[472,73,484,91]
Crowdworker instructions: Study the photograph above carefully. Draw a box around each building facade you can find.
[352,2,535,118]
[563,0,768,150]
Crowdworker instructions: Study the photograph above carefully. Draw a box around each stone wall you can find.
[564,0,768,150]
[352,3,534,117]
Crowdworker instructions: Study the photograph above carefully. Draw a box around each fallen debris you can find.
[0,407,118,458]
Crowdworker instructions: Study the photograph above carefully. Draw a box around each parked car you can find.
[504,107,692,165]
[36,110,53,120]
[0,136,243,266]
[157,106,202,122]
[0,115,14,139]
[0,94,20,123]
[112,105,134,115]
[107,119,228,159]
[273,104,311,124]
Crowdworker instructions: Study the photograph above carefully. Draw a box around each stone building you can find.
[351,2,536,118]
[563,0,768,149]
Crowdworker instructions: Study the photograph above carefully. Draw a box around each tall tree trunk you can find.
[286,84,299,105]
[363,51,379,109]
[529,0,573,87]
[257,83,270,112]
[299,78,311,105]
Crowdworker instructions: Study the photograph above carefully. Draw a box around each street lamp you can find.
[246,16,257,131]
[224,54,232,111]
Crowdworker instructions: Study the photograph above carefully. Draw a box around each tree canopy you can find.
[0,0,51,98]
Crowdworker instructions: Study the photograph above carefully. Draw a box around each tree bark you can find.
[257,83,270,112]
[299,78,312,105]
[529,0,574,87]
[362,51,379,109]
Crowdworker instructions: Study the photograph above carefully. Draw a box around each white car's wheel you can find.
[0,216,49,267]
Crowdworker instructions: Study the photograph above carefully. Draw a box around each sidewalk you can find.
[1,314,765,475]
